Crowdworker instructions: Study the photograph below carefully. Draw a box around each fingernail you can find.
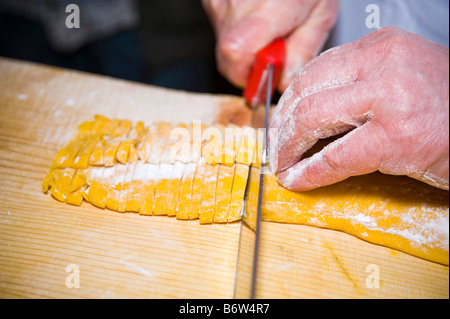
[276,157,315,191]
[277,165,301,189]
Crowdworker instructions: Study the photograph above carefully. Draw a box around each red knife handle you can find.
[243,38,286,108]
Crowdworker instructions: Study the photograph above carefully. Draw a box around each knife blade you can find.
[232,40,285,299]
[249,62,273,299]
[232,92,269,298]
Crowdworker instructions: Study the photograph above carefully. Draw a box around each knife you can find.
[233,39,285,298]
[244,39,285,110]
[250,62,273,299]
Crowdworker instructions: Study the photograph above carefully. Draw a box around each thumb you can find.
[276,122,385,191]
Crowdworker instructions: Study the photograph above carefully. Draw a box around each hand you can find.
[202,0,338,91]
[269,27,449,191]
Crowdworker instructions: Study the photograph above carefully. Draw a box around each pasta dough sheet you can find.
[243,167,449,265]
[42,115,258,224]
[42,115,449,265]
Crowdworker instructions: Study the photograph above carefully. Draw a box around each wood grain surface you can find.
[0,57,448,298]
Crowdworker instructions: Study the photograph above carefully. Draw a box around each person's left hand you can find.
[268,27,449,191]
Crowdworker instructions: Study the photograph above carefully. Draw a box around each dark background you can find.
[0,0,241,96]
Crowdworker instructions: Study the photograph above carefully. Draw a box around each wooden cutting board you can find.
[0,57,448,298]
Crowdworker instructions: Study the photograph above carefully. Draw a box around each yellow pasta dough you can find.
[42,115,449,265]
[244,167,449,265]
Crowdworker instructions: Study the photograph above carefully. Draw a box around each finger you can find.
[277,121,385,191]
[283,26,403,97]
[279,0,339,91]
[268,30,394,167]
[267,45,364,169]
[217,15,273,88]
[216,1,314,88]
[269,45,363,135]
[273,82,375,172]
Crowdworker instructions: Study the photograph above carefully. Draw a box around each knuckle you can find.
[386,31,410,51]
[294,67,316,98]
[365,122,388,168]
[218,36,244,62]
[371,27,411,57]
[298,96,320,130]
[289,73,303,95]
[322,149,341,172]
[377,26,403,37]
[299,94,313,111]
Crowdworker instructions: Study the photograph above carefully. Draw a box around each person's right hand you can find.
[202,0,339,92]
